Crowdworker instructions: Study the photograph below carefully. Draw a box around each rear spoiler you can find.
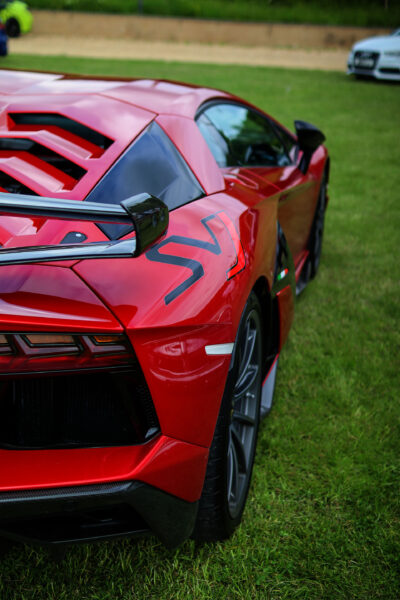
[0,192,168,266]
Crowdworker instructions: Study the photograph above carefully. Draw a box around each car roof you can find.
[0,70,230,117]
[0,69,229,200]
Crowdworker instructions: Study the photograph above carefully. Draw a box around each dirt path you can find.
[9,35,348,71]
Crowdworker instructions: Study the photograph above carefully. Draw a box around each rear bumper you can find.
[0,480,198,548]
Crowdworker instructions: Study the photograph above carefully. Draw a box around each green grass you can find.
[29,0,400,28]
[0,55,399,599]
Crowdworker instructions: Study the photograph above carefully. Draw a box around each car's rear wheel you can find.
[193,292,262,541]
[6,18,20,38]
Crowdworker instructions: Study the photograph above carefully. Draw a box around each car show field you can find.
[0,35,399,600]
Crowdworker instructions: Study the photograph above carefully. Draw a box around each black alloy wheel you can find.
[193,292,263,541]
[227,301,262,519]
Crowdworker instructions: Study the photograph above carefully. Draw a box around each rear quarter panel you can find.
[75,189,281,448]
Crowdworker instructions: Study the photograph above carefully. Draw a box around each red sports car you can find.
[0,69,329,549]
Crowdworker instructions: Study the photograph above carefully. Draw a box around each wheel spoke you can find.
[231,424,247,472]
[233,410,256,427]
[234,364,259,399]
[227,442,234,502]
[228,430,240,503]
[236,328,256,388]
[238,320,251,372]
[226,303,262,520]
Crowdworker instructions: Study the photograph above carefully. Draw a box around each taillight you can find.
[0,332,132,375]
[0,334,12,355]
[24,334,76,346]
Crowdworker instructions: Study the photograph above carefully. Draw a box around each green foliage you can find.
[28,0,400,27]
[0,54,399,599]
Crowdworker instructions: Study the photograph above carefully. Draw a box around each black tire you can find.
[193,292,263,542]
[6,18,20,38]
[0,539,13,559]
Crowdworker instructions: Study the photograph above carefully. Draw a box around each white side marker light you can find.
[205,343,234,356]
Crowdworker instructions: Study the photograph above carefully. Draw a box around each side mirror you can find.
[294,120,326,174]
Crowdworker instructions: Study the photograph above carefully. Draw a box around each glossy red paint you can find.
[295,249,309,280]
[0,86,155,200]
[74,191,272,447]
[156,114,224,195]
[0,264,121,332]
[0,70,60,95]
[217,210,246,278]
[102,79,230,118]
[276,284,295,351]
[0,71,328,528]
[0,435,208,502]
[243,146,326,266]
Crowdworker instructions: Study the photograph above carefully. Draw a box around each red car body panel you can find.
[0,70,328,545]
[0,436,208,503]
[156,114,225,195]
[0,264,121,332]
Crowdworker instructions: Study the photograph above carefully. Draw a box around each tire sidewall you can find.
[192,291,264,542]
[220,292,263,535]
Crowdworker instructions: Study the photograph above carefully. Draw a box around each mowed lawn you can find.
[0,55,399,599]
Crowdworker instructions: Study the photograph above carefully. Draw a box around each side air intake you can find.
[8,113,113,155]
[0,171,38,195]
[0,112,115,193]
[0,138,87,181]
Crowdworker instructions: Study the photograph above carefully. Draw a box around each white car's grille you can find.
[354,51,380,70]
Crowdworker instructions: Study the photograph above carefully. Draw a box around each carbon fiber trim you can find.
[0,482,128,503]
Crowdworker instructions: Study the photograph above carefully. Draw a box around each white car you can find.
[347,28,400,81]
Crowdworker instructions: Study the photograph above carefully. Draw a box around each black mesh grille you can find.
[354,51,379,70]
[379,67,400,74]
[0,369,160,450]
[0,138,87,181]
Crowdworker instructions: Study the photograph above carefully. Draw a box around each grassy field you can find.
[0,56,399,599]
[29,0,400,27]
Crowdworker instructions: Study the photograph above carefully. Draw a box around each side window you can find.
[197,103,291,168]
[274,122,298,162]
[197,112,233,167]
[87,122,204,238]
